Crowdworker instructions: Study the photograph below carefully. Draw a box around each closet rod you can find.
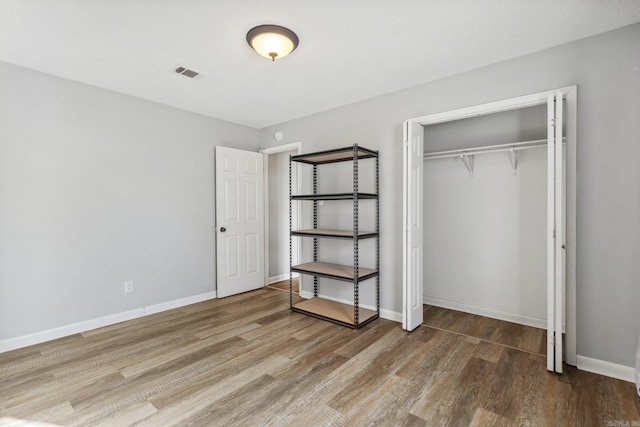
[423,138,565,160]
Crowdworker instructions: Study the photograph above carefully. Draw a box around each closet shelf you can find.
[291,193,378,201]
[422,138,566,176]
[292,261,378,283]
[292,229,378,239]
[292,298,378,328]
[422,138,565,160]
[291,146,378,165]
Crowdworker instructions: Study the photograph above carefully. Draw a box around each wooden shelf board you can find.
[291,146,377,165]
[293,298,377,326]
[292,262,377,281]
[291,192,378,201]
[292,229,377,238]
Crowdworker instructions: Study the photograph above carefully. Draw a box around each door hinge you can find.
[550,118,557,126]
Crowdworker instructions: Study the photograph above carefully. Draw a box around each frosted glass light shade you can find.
[247,25,299,61]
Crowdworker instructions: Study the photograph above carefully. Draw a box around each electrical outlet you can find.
[124,281,134,294]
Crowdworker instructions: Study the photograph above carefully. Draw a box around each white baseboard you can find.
[423,296,547,330]
[0,291,217,353]
[576,355,635,383]
[299,290,402,323]
[380,308,403,323]
[267,273,299,285]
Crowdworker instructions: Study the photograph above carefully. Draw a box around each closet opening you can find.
[423,104,551,330]
[402,87,577,373]
[261,142,302,288]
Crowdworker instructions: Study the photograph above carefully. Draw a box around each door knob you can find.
[220,227,226,232]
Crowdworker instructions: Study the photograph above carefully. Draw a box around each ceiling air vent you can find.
[174,66,200,79]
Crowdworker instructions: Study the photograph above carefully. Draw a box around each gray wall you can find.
[0,61,258,340]
[259,23,640,368]
[423,105,548,151]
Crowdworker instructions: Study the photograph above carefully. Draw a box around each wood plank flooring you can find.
[267,278,299,294]
[1,287,638,426]
[423,305,546,355]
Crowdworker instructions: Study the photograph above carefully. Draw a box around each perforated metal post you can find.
[353,144,359,327]
[289,154,293,310]
[313,164,319,297]
[376,154,380,316]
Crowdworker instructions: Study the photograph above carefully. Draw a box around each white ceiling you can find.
[1,1,639,129]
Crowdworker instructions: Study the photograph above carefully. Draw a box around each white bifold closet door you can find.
[547,92,566,373]
[402,121,424,331]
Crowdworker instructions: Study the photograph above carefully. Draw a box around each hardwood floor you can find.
[267,278,299,294]
[423,305,546,355]
[1,288,638,426]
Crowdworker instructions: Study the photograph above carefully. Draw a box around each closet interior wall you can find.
[422,104,559,328]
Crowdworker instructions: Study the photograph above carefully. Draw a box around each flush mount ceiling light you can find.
[246,25,299,61]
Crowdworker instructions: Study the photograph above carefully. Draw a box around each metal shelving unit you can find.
[289,144,379,329]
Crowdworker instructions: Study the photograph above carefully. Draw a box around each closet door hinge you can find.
[550,118,557,127]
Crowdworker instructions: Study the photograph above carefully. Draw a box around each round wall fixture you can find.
[246,25,299,61]
[274,131,284,141]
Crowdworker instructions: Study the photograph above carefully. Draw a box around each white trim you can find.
[260,141,302,155]
[0,291,216,353]
[547,92,560,372]
[299,290,402,323]
[563,86,578,367]
[423,296,546,330]
[577,355,635,383]
[262,153,269,286]
[379,308,403,323]
[413,86,577,126]
[267,273,299,285]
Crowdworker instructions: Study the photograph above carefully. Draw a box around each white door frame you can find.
[260,142,302,285]
[402,86,577,367]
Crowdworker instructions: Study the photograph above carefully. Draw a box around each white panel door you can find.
[403,120,424,331]
[546,92,566,373]
[216,146,265,298]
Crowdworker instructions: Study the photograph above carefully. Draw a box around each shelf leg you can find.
[353,144,360,327]
[289,154,293,310]
[376,154,380,317]
[313,164,319,297]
